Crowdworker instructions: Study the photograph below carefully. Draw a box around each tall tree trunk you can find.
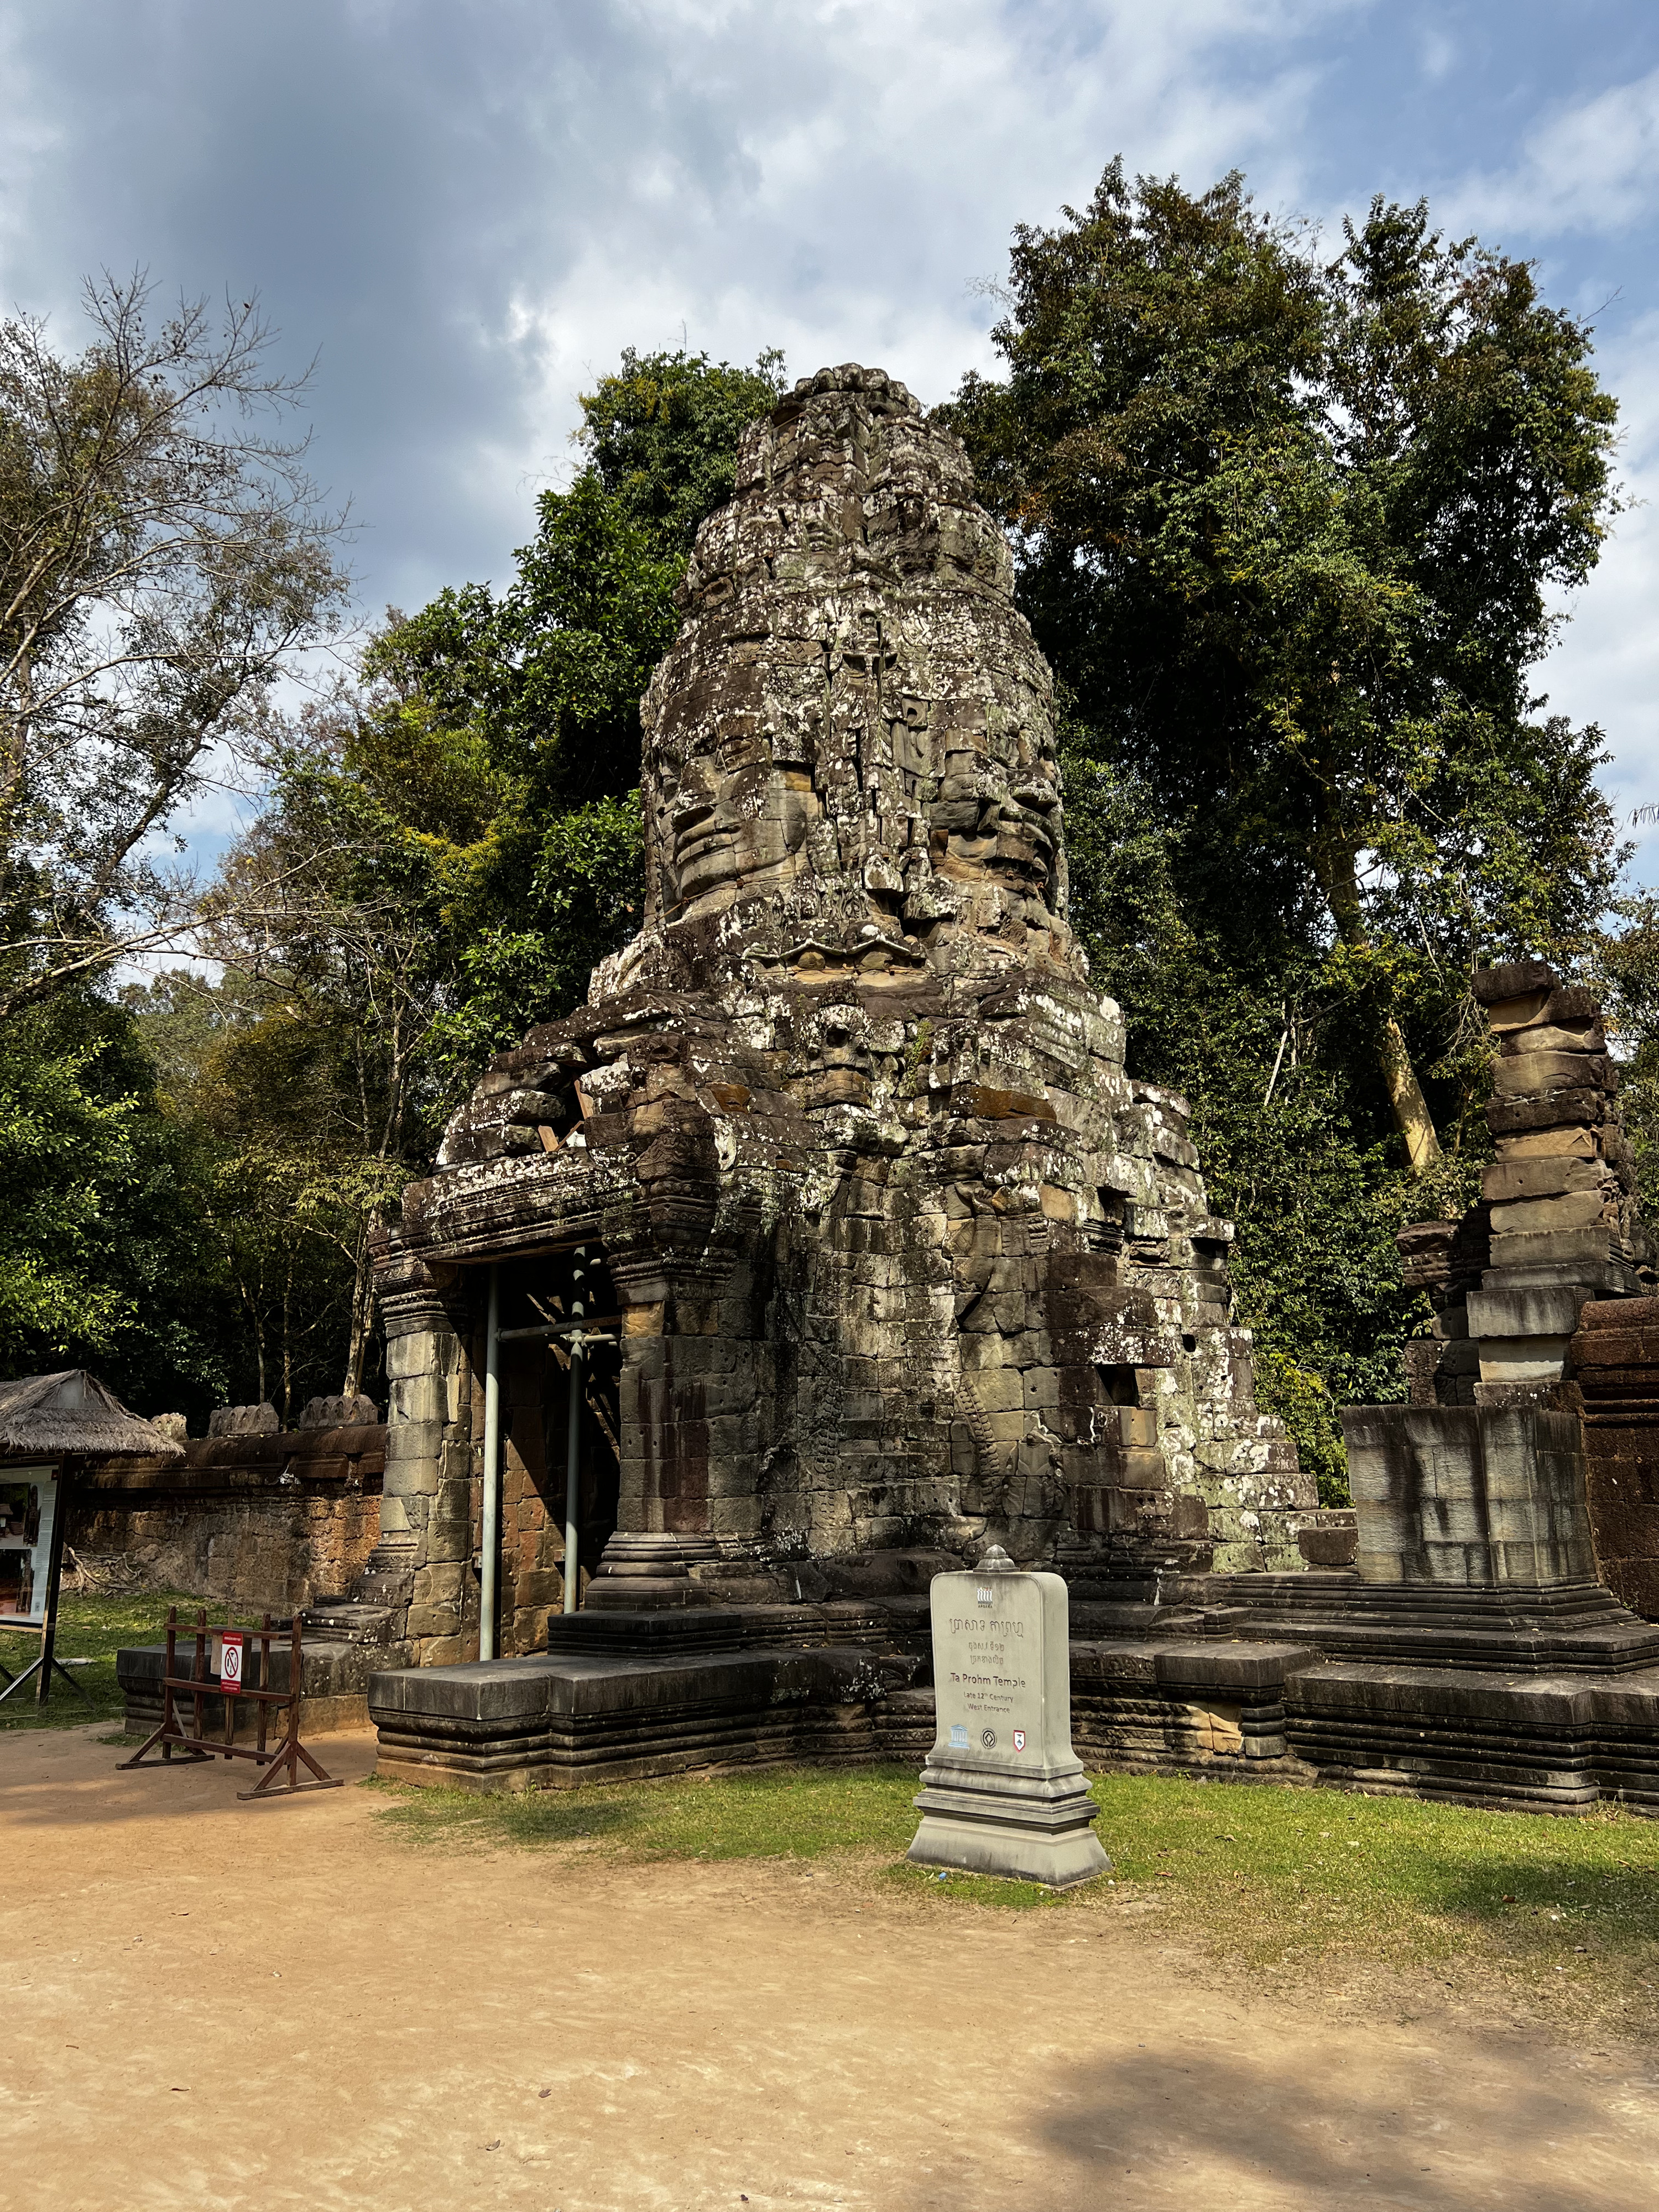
[281,1256,294,1425]
[342,1223,374,1398]
[1377,1011,1442,1172]
[1312,816,1443,1172]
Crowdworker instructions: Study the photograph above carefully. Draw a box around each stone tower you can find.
[367,366,1317,1659]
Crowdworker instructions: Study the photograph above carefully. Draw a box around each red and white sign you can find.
[1012,1729,1026,1752]
[219,1631,243,1694]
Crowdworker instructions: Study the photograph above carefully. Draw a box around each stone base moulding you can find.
[1290,1661,1659,1815]
[351,1605,1659,1817]
[368,1641,895,1793]
[906,1761,1111,1888]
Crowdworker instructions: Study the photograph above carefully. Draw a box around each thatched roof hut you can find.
[0,1371,186,1461]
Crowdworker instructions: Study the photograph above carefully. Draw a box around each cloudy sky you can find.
[5,0,1659,859]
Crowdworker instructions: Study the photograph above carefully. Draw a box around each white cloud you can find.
[472,0,1363,535]
[27,0,1659,896]
[1536,306,1659,878]
[1418,27,1455,86]
[0,0,1365,608]
[0,0,1371,896]
[1451,64,1659,239]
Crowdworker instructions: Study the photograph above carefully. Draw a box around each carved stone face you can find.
[628,366,1080,984]
[929,709,1063,897]
[643,667,1067,938]
[646,713,817,916]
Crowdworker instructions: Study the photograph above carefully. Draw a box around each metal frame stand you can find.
[118,1607,343,1800]
[0,1454,82,1709]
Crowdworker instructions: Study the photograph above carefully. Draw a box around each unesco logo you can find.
[980,1727,997,1749]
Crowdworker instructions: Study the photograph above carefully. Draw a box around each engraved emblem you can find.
[980,1727,997,1749]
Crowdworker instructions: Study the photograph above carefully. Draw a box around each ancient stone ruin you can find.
[1399,960,1652,1411]
[303,365,1659,1815]
[363,362,1324,1666]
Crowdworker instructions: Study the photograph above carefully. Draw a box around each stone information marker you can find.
[908,1546,1108,1887]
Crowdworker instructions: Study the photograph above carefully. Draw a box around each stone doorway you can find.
[493,1249,621,1645]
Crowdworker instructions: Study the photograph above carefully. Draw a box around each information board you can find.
[0,1464,58,1620]
[932,1569,1045,1764]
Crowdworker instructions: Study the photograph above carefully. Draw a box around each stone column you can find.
[585,1250,745,1608]
[355,1243,474,1662]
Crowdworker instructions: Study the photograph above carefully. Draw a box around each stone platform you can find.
[116,1601,409,1741]
[1196,1573,1659,1672]
[1286,1660,1659,1813]
[1069,1590,1659,1813]
[369,1630,905,1793]
[353,1570,1659,1813]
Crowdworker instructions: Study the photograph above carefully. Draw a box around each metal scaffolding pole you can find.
[480,1262,501,1661]
[564,1248,586,1615]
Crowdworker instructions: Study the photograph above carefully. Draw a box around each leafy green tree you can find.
[200,714,465,1397]
[351,345,785,1065]
[1593,894,1659,1215]
[577,345,789,551]
[131,954,420,1415]
[0,985,237,1418]
[951,164,1623,1169]
[188,346,787,1398]
[956,164,1626,1491]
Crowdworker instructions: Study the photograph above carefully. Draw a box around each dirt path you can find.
[3,1727,1657,2211]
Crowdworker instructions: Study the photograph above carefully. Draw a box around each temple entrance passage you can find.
[489,1250,620,1648]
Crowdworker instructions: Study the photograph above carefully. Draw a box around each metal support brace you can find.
[564,1249,586,1615]
[481,1262,501,1661]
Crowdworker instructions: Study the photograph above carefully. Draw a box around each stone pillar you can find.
[1398,961,1650,1407]
[356,1246,474,1662]
[587,1249,765,1609]
[1342,1401,1597,1588]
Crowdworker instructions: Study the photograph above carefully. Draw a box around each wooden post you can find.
[33,1455,72,1710]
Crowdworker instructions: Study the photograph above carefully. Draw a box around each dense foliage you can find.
[338,345,789,1074]
[0,986,239,1421]
[43,349,785,1417]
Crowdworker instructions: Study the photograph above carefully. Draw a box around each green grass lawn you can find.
[0,1589,241,1731]
[370,1762,1659,2034]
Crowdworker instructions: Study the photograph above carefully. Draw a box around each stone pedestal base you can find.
[583,1530,724,1611]
[907,1755,1109,1887]
[369,1639,889,1792]
[1342,1402,1597,1587]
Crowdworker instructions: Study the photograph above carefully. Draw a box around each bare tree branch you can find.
[0,270,351,1022]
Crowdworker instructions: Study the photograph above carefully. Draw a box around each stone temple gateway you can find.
[366,363,1319,1660]
[349,365,1659,1813]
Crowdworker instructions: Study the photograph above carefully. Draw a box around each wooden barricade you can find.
[118,1606,343,1801]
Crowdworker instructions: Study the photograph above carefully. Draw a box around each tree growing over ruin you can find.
[950,164,1623,1172]
[333,345,787,1070]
